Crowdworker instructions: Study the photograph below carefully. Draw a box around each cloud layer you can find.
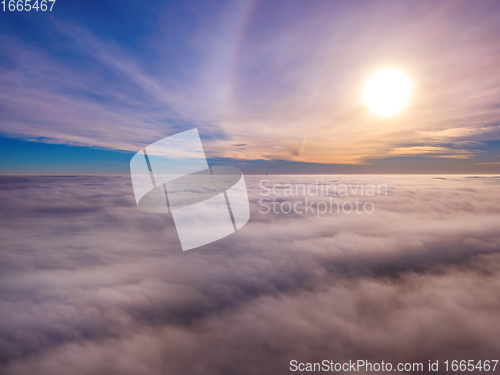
[0,175,499,374]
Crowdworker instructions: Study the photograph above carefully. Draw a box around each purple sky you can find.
[1,0,500,173]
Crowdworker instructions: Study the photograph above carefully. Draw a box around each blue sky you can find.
[1,0,500,174]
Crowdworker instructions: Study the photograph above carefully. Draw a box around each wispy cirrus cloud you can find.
[1,0,499,172]
[0,1,251,150]
[387,146,473,159]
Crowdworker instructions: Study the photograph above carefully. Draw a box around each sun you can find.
[363,69,412,117]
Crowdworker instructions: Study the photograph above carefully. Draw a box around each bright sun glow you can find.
[363,69,411,117]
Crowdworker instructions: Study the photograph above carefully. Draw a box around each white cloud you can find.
[0,175,499,374]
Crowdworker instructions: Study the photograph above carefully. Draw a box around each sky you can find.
[1,0,500,173]
[2,3,500,373]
